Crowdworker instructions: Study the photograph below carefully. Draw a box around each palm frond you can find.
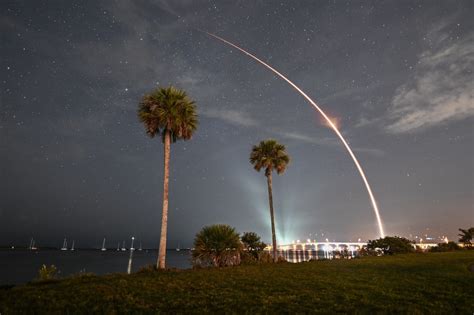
[138,86,198,142]
[249,139,290,176]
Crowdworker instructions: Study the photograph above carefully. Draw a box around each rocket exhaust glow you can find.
[204,31,385,238]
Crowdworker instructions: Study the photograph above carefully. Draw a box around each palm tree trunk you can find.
[266,173,278,262]
[157,130,171,269]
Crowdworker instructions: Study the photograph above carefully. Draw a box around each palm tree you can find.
[458,227,473,248]
[250,139,290,261]
[192,224,242,267]
[138,86,198,269]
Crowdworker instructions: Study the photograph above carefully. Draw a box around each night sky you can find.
[1,1,473,249]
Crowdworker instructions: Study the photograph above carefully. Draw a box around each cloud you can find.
[386,27,474,133]
[201,109,258,127]
[276,130,385,156]
[201,109,384,156]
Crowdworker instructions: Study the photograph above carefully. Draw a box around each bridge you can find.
[277,241,367,251]
[265,241,368,262]
[266,241,439,263]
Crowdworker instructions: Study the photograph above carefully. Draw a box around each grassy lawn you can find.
[1,251,473,314]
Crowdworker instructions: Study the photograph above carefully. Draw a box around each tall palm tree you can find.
[138,86,198,269]
[250,139,290,261]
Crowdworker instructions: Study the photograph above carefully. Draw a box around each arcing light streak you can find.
[204,31,385,238]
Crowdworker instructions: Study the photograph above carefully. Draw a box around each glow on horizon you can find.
[204,31,386,238]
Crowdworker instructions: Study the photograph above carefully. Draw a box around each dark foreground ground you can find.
[1,251,473,314]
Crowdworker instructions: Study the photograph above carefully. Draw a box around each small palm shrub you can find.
[192,224,242,267]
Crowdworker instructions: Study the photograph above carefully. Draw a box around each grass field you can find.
[1,251,473,314]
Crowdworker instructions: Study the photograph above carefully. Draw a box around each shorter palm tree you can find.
[250,139,290,262]
[192,224,242,267]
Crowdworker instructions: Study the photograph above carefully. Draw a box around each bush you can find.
[137,264,158,273]
[357,247,371,256]
[241,232,267,263]
[37,264,59,281]
[192,224,242,267]
[258,251,274,263]
[430,241,461,252]
[366,236,414,255]
[240,251,258,265]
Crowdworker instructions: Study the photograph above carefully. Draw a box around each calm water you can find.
[0,249,192,285]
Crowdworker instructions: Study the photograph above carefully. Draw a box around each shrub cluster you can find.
[192,225,271,267]
[366,236,415,255]
[430,241,461,252]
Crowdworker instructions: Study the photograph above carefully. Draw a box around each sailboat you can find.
[117,242,120,251]
[101,238,107,251]
[70,240,75,251]
[61,238,68,251]
[28,238,33,250]
[176,242,181,252]
[121,240,127,251]
[138,241,143,251]
[31,239,37,250]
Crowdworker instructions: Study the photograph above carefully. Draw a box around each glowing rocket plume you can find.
[204,31,385,238]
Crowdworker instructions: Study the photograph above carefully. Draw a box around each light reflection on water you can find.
[276,249,358,263]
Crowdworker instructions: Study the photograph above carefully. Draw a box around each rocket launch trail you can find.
[203,31,385,238]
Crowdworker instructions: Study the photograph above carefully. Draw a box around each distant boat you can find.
[101,238,107,251]
[121,240,127,251]
[117,242,120,251]
[61,238,68,251]
[70,240,75,251]
[31,239,37,250]
[176,242,181,252]
[138,242,143,251]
